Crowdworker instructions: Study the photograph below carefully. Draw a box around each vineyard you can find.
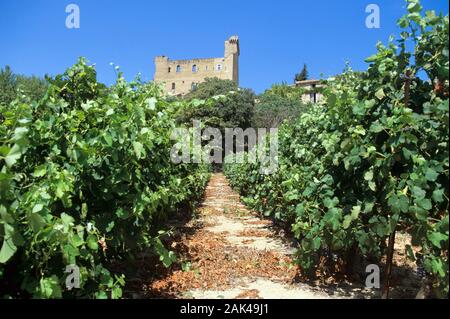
[225,2,449,298]
[0,0,449,299]
[0,61,210,298]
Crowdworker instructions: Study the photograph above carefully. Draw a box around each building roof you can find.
[294,79,323,86]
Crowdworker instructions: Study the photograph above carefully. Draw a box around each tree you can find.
[177,78,256,165]
[253,86,307,128]
[295,64,309,82]
[184,77,238,100]
[0,66,17,106]
[16,75,48,102]
[180,77,255,129]
[263,83,306,100]
[0,65,49,106]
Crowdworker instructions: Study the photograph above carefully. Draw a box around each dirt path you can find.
[147,173,379,299]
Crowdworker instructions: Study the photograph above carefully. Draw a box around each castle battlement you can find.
[154,36,239,96]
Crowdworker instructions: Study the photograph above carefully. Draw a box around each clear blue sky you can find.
[0,0,448,94]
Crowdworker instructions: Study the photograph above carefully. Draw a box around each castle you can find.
[154,36,239,96]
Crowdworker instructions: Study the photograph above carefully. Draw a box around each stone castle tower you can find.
[154,36,239,96]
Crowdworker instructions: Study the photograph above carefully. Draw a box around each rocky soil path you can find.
[147,173,378,299]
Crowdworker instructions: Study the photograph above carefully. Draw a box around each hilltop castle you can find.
[154,36,240,96]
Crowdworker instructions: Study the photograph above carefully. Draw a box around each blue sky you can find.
[0,0,448,94]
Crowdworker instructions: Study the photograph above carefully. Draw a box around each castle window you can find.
[205,66,208,71]
[176,65,181,73]
[192,64,198,73]
[171,82,176,90]
[216,64,222,71]
[168,67,171,73]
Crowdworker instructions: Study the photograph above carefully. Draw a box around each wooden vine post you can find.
[382,230,397,299]
[381,69,412,299]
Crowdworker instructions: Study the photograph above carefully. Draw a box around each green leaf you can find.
[388,194,407,213]
[412,206,427,221]
[323,197,338,208]
[432,189,444,203]
[106,221,115,232]
[411,186,426,200]
[164,251,177,268]
[302,186,314,197]
[0,145,10,157]
[5,144,23,168]
[33,165,47,178]
[63,244,80,262]
[132,141,144,159]
[327,93,337,107]
[375,88,385,100]
[81,203,88,219]
[182,262,192,272]
[87,235,99,250]
[405,245,416,261]
[154,239,177,268]
[70,234,84,247]
[115,208,129,220]
[416,198,432,211]
[398,195,409,213]
[425,168,438,182]
[103,133,113,147]
[427,232,448,249]
[351,206,361,219]
[370,122,384,133]
[95,291,108,299]
[0,224,17,264]
[32,203,44,214]
[12,127,29,142]
[192,99,205,107]
[407,1,422,13]
[363,201,375,213]
[364,170,374,181]
[39,275,62,298]
[111,286,122,299]
[147,97,157,110]
[28,213,46,233]
[431,258,446,278]
[324,208,341,232]
[352,103,365,116]
[55,182,65,199]
[0,206,13,224]
[61,213,74,226]
[312,237,321,250]
[365,54,379,63]
[295,204,305,215]
[370,217,389,237]
[353,126,366,136]
[398,16,409,28]
[343,215,353,229]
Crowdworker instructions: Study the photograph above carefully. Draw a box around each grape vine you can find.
[225,0,449,297]
[0,59,210,298]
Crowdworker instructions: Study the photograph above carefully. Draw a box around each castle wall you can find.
[154,36,239,96]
